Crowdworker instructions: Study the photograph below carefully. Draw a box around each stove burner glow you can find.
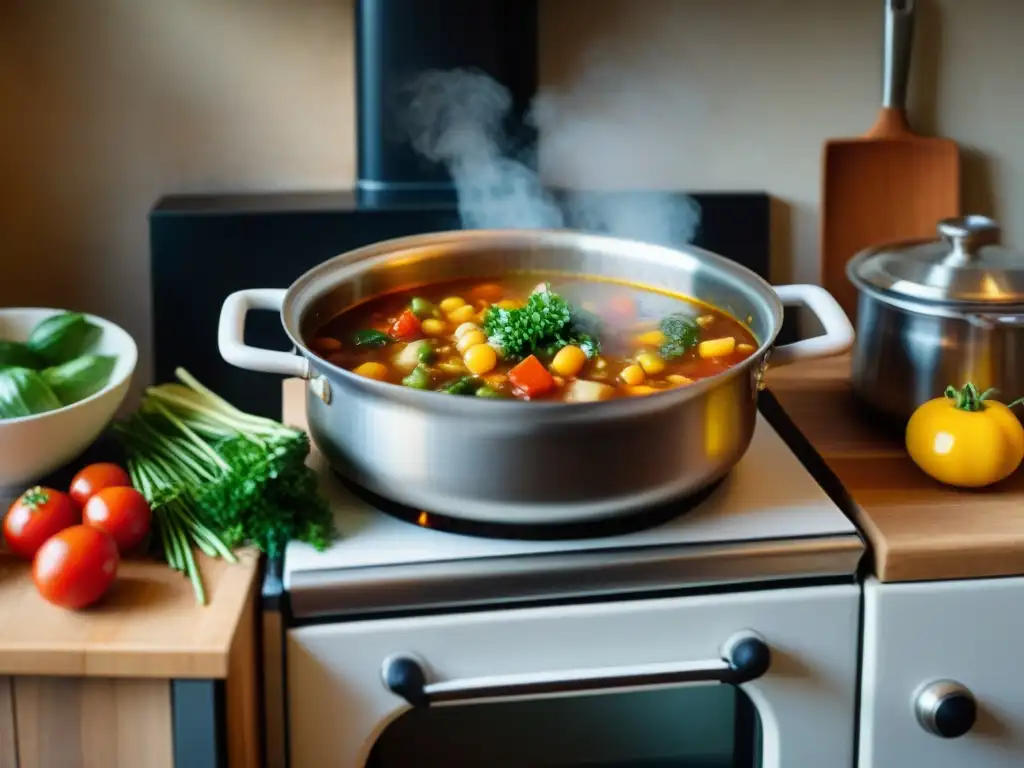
[335,470,725,542]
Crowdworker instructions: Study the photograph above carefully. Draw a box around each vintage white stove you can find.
[263,385,866,768]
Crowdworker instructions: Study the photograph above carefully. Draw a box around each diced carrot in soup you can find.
[469,283,505,302]
[305,275,758,401]
[508,355,555,397]
[390,309,422,341]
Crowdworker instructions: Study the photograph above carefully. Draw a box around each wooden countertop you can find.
[0,547,260,678]
[768,354,1024,583]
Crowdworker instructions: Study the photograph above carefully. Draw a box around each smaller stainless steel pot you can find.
[847,215,1024,421]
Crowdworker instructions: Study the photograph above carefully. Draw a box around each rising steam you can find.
[403,69,563,230]
[400,68,701,246]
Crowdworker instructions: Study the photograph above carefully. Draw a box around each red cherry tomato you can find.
[3,486,79,560]
[33,525,119,609]
[69,463,133,508]
[83,486,152,553]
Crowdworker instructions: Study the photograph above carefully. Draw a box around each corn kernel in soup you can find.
[305,275,758,402]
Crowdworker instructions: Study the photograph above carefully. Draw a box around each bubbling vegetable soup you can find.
[306,276,759,403]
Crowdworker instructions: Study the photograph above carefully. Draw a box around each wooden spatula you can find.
[821,0,960,322]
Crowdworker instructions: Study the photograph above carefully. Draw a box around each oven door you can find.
[287,583,860,768]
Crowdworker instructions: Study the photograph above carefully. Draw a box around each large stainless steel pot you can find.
[218,230,853,524]
[848,215,1024,422]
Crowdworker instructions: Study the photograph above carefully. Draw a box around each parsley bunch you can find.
[484,285,601,360]
[113,369,336,604]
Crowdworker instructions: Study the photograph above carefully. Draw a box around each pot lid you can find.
[848,216,1024,305]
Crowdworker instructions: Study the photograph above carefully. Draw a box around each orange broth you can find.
[306,275,758,402]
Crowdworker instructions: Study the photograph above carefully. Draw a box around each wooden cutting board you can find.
[767,356,1024,583]
[0,547,260,677]
[821,0,960,323]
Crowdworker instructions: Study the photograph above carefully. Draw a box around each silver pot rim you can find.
[279,228,782,414]
[217,228,855,419]
[847,249,1024,321]
[846,215,1024,311]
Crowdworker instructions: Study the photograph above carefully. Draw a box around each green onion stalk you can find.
[127,460,234,605]
[112,369,336,604]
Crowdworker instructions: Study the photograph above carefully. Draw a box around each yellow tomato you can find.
[905,383,1024,488]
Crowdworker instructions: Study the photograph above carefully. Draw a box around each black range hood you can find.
[355,0,539,202]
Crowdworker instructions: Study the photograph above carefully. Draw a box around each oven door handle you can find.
[381,631,770,708]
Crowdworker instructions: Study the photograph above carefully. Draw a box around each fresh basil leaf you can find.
[41,354,117,406]
[0,341,45,370]
[27,312,102,365]
[353,329,393,348]
[0,367,63,419]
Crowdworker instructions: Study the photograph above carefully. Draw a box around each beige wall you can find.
[1,0,1020,400]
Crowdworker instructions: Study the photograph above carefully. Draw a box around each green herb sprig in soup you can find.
[307,276,759,402]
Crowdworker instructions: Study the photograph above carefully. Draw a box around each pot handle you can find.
[770,284,855,368]
[218,289,310,378]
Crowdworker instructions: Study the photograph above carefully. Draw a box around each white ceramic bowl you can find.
[0,308,138,503]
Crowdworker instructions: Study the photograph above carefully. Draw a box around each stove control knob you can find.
[913,680,977,739]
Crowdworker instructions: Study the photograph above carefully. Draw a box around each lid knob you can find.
[938,216,1001,265]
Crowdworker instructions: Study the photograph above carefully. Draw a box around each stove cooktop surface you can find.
[282,409,863,618]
